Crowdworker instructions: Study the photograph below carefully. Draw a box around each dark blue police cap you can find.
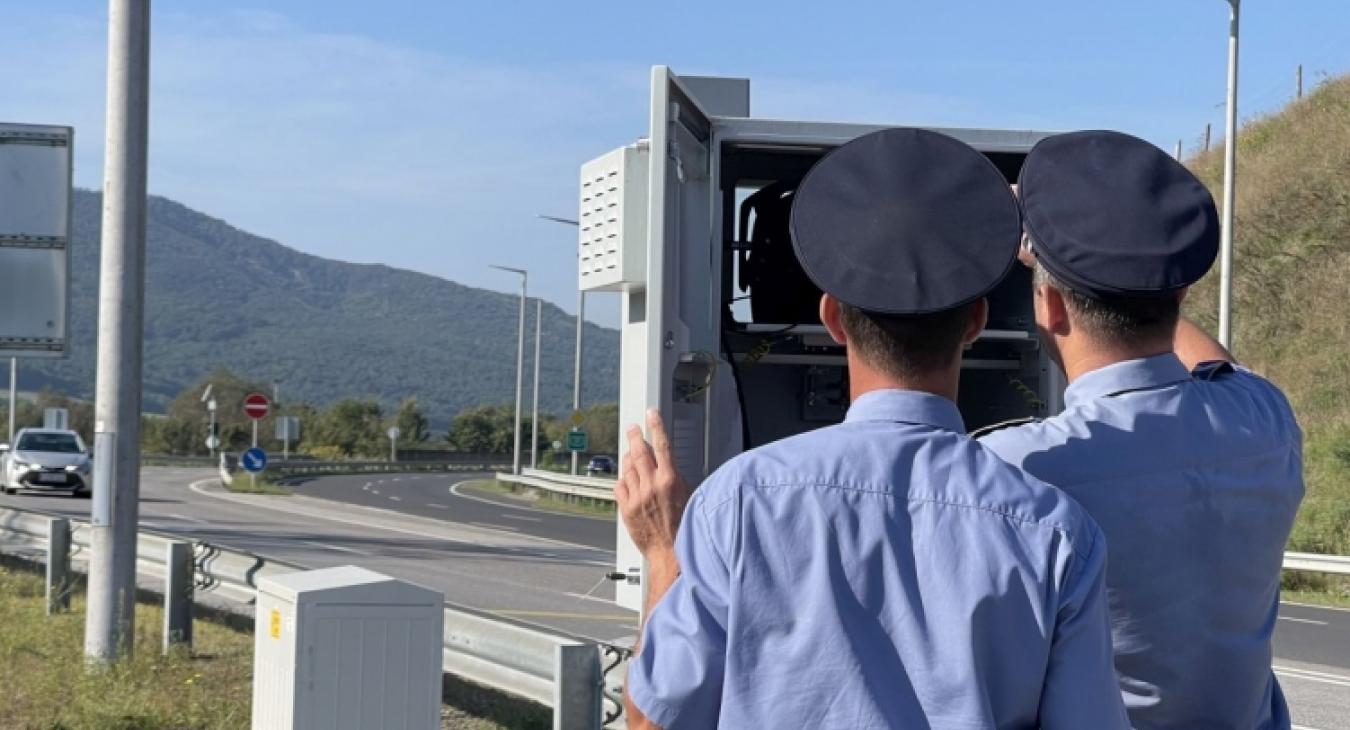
[1019,130,1219,299]
[789,128,1022,315]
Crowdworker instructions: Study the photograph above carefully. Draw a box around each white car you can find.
[0,428,92,497]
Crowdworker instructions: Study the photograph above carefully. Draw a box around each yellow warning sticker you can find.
[270,609,281,639]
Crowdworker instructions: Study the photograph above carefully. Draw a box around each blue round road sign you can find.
[241,447,268,473]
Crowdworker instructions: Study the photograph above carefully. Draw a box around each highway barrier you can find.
[218,453,511,485]
[0,504,629,729]
[497,468,618,503]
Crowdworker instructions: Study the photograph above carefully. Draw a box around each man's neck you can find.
[1057,337,1174,384]
[847,355,960,403]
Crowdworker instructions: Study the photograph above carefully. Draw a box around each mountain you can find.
[1187,75,1350,559]
[22,190,619,427]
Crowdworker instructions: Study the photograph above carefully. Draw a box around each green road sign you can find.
[567,429,588,452]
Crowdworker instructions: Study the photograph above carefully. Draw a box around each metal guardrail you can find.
[0,505,629,729]
[1283,551,1350,576]
[497,468,618,502]
[217,454,510,485]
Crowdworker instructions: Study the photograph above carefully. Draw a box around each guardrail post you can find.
[163,540,193,652]
[554,643,602,730]
[46,517,71,615]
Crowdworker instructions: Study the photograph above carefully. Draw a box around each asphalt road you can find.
[2,467,1348,727]
[0,468,638,643]
[285,472,614,550]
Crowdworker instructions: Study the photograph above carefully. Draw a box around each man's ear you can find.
[820,294,848,346]
[961,298,990,347]
[1040,282,1071,337]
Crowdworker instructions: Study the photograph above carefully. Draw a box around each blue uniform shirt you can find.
[628,389,1128,729]
[980,354,1304,730]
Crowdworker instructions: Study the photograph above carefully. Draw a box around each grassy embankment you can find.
[1186,75,1350,599]
[0,564,545,729]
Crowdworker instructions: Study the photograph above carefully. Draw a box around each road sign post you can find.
[244,393,270,490]
[387,426,400,463]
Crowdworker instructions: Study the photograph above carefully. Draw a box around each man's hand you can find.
[616,409,693,575]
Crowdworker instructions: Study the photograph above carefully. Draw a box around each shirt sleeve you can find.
[626,490,733,729]
[1038,523,1131,729]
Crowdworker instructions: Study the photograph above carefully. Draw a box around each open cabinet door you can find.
[614,67,716,613]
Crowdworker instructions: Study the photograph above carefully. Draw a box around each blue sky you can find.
[4,1,1348,327]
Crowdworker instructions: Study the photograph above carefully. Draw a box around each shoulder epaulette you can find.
[1191,360,1236,381]
[971,417,1039,439]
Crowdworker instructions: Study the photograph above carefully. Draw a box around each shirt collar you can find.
[1064,353,1191,408]
[844,389,966,434]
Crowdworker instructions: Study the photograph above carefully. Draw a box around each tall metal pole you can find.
[8,358,16,443]
[572,289,584,475]
[86,0,151,665]
[1218,0,1240,350]
[491,265,528,475]
[536,215,584,475]
[530,298,542,469]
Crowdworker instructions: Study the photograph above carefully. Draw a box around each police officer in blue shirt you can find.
[979,130,1305,729]
[616,128,1129,729]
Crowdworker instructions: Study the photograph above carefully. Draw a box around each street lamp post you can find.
[531,298,542,469]
[1218,0,1241,350]
[490,265,528,475]
[538,215,583,475]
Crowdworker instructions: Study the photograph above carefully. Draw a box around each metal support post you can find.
[553,643,602,730]
[47,517,71,615]
[7,357,15,443]
[85,0,151,665]
[572,291,584,476]
[531,298,542,470]
[163,540,193,652]
[491,265,528,476]
[1218,0,1241,350]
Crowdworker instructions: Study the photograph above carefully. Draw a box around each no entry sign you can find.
[244,392,271,420]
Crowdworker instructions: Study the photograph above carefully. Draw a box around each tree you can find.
[394,398,430,444]
[308,398,385,457]
[448,404,511,453]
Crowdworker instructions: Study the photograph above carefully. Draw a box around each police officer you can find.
[617,128,1129,729]
[979,130,1304,729]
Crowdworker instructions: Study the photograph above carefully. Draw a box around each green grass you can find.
[222,474,291,495]
[0,564,544,730]
[459,479,615,518]
[0,564,254,730]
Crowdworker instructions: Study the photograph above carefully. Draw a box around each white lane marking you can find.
[427,503,449,510]
[371,490,380,495]
[1274,665,1350,688]
[564,591,620,605]
[189,478,613,559]
[1281,600,1350,614]
[501,513,542,523]
[472,521,517,532]
[389,496,402,502]
[167,513,208,524]
[392,478,401,482]
[1278,616,1329,626]
[448,481,614,522]
[300,539,370,556]
[362,484,371,491]
[1292,725,1328,730]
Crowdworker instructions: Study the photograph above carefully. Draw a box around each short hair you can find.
[1032,263,1179,343]
[838,301,976,379]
